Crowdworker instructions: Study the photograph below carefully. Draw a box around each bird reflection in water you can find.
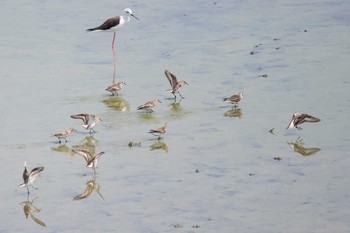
[79,135,99,152]
[287,137,321,156]
[150,140,169,153]
[73,174,104,201]
[102,96,130,112]
[168,99,183,113]
[19,196,46,227]
[50,144,74,156]
[224,108,243,119]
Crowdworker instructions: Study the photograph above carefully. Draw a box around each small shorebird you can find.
[149,123,168,139]
[71,114,102,133]
[137,99,161,113]
[223,92,243,107]
[19,162,44,194]
[87,8,139,84]
[165,70,189,99]
[105,80,126,96]
[52,128,76,143]
[72,149,105,172]
[286,112,320,130]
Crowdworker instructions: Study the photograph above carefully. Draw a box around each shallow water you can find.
[1,0,350,232]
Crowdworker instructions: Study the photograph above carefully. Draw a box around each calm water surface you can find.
[1,0,350,232]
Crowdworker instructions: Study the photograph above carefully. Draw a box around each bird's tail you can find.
[86,28,96,32]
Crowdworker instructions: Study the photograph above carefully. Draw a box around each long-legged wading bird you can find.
[19,162,44,194]
[149,123,168,140]
[70,114,102,134]
[137,99,161,113]
[86,8,139,84]
[286,113,320,130]
[165,70,188,99]
[105,80,126,96]
[52,128,76,143]
[223,92,243,107]
[72,149,105,173]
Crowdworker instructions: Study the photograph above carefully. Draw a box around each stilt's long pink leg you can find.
[112,32,116,84]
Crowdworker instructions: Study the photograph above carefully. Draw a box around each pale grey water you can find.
[1,0,350,232]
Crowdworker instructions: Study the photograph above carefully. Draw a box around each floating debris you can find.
[258,74,268,78]
[128,141,141,148]
[269,128,275,135]
[273,157,282,161]
[174,224,183,228]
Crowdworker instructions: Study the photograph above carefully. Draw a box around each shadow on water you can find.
[287,137,321,156]
[19,196,46,227]
[73,174,104,201]
[102,96,130,112]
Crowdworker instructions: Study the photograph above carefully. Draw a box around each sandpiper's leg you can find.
[64,138,68,143]
[178,91,185,99]
[58,138,62,144]
[112,32,116,85]
[27,187,30,194]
